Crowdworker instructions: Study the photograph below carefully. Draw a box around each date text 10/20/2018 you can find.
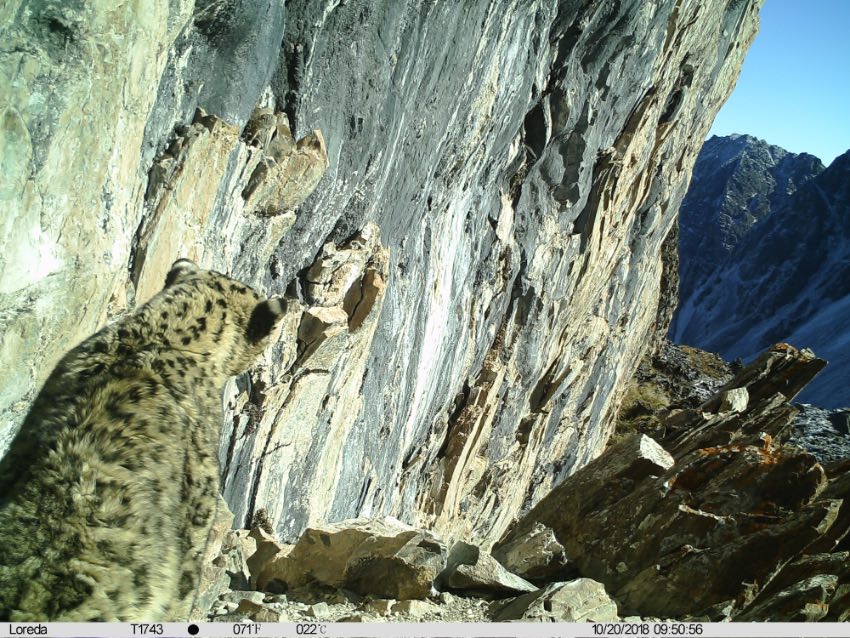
[592,623,704,636]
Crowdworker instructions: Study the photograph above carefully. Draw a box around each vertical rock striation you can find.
[1,0,760,549]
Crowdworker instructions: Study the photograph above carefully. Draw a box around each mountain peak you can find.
[674,136,850,408]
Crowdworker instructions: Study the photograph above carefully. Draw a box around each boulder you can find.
[491,523,575,583]
[246,526,288,587]
[438,541,536,596]
[344,528,446,600]
[256,517,445,600]
[494,579,618,622]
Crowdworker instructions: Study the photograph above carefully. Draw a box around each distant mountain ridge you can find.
[672,134,850,408]
[675,134,825,304]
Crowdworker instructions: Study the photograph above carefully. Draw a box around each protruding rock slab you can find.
[491,522,575,583]
[497,432,674,547]
[439,541,536,596]
[132,107,328,304]
[720,344,826,405]
[499,344,846,620]
[240,108,328,216]
[256,517,445,600]
[494,579,619,622]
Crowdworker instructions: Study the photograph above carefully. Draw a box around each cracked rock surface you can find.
[500,344,850,620]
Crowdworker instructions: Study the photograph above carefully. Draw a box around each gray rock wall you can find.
[0,0,761,547]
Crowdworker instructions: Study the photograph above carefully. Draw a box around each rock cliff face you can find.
[0,0,760,547]
[673,136,850,408]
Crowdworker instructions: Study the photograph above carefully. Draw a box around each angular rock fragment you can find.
[438,541,536,596]
[305,602,330,618]
[736,575,838,622]
[256,517,446,600]
[304,224,381,308]
[501,344,847,620]
[491,522,575,583]
[716,387,748,413]
[494,579,618,622]
[246,526,288,587]
[235,599,284,622]
[362,598,396,616]
[220,591,265,606]
[390,599,438,617]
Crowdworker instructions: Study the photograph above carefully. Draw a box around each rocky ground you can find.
[793,404,850,468]
[209,588,493,623]
[194,342,850,623]
[615,340,733,439]
[618,339,850,465]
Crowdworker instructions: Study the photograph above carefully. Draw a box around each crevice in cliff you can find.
[281,42,307,134]
[523,101,548,162]
[222,374,268,487]
[659,62,694,125]
[528,359,572,414]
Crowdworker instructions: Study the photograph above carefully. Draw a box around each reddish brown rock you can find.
[497,345,847,620]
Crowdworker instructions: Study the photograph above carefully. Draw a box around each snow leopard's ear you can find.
[247,297,287,343]
[164,259,199,288]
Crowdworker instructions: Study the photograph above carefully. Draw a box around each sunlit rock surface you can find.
[502,344,849,620]
[1,0,760,548]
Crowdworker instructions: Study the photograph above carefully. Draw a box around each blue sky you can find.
[708,0,850,165]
